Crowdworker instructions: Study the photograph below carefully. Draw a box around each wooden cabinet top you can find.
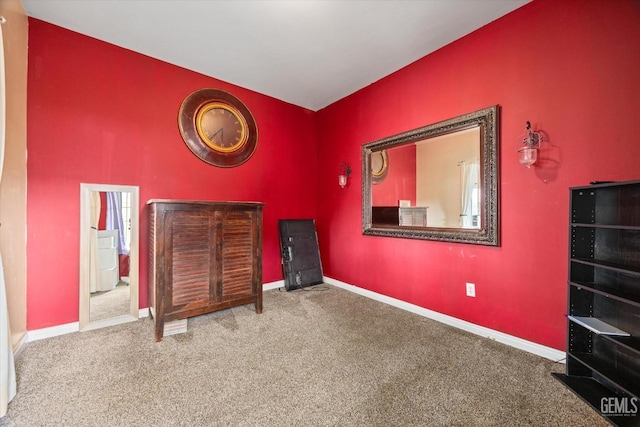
[147,199,264,208]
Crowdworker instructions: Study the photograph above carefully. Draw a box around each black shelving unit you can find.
[553,180,640,426]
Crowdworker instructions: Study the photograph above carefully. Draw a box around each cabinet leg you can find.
[155,319,164,342]
[255,294,263,314]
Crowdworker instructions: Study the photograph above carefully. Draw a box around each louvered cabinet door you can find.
[148,200,263,341]
[164,209,216,315]
[219,210,261,303]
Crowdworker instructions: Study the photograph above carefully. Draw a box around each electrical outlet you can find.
[466,282,476,297]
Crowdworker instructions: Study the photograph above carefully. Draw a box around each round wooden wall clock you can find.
[371,149,389,184]
[178,88,258,167]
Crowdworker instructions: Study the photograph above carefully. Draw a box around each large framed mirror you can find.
[362,105,499,246]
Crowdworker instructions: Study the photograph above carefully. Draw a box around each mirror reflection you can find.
[371,127,480,229]
[362,105,499,246]
[90,191,132,322]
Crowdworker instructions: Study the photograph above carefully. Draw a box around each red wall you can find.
[315,0,640,350]
[98,192,106,230]
[26,19,317,329]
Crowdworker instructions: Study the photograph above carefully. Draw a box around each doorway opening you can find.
[79,183,140,331]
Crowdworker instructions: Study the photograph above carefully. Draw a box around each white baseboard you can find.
[27,322,79,342]
[27,310,151,342]
[323,276,566,363]
[263,280,284,291]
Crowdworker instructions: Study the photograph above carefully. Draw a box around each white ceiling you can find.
[22,0,529,111]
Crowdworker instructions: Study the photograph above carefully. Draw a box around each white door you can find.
[95,230,119,292]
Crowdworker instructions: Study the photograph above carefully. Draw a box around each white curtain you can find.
[89,192,101,293]
[0,19,17,418]
[106,192,128,256]
[460,161,479,228]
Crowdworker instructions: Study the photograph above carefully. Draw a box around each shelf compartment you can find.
[602,335,640,357]
[568,352,640,398]
[569,287,640,338]
[552,374,639,427]
[569,280,640,309]
[571,183,640,227]
[567,329,640,398]
[571,227,640,271]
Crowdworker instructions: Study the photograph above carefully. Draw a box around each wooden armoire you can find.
[147,200,264,341]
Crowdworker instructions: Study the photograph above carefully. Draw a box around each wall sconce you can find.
[339,162,352,188]
[517,121,544,168]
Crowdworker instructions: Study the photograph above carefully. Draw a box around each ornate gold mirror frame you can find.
[362,105,500,246]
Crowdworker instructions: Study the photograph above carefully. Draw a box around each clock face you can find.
[196,102,248,153]
[178,88,258,168]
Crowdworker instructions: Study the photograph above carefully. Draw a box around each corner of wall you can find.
[0,0,29,350]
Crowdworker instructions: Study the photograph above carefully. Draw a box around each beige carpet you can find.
[2,285,607,426]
